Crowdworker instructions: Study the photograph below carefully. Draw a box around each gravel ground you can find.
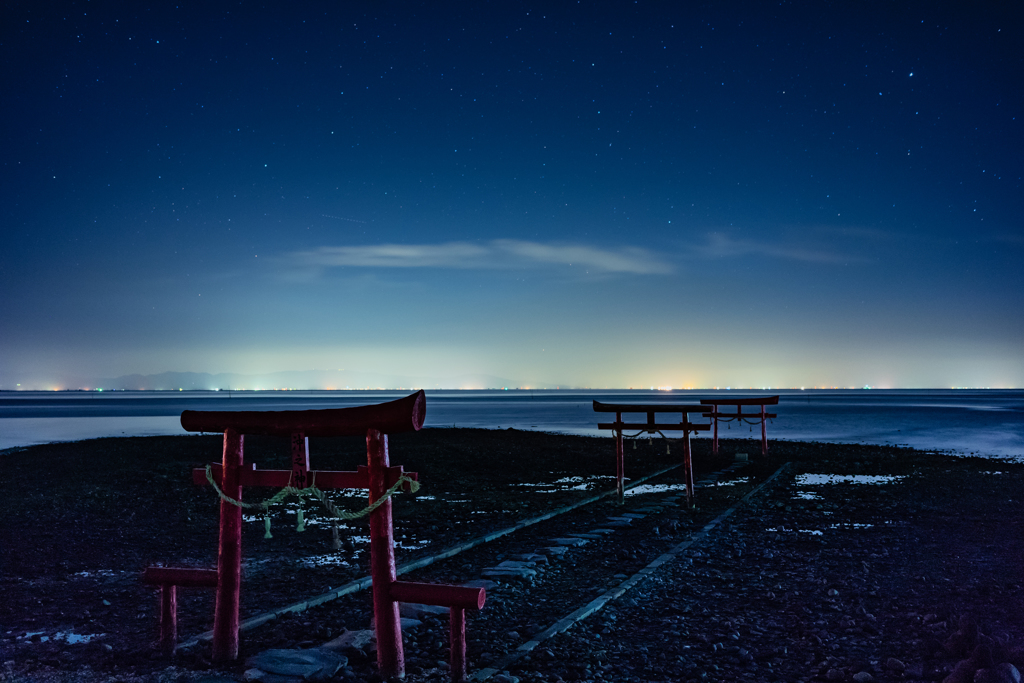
[2,433,1022,683]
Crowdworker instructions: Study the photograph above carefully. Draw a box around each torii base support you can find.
[141,567,219,656]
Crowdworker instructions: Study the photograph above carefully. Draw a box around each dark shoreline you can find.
[1,432,1022,682]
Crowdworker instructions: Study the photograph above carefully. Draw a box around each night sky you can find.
[2,2,1021,390]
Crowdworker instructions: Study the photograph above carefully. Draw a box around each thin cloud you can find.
[696,233,855,264]
[289,240,672,274]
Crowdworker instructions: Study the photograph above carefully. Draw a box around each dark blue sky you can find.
[2,1,1021,389]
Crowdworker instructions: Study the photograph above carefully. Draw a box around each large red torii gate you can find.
[177,390,484,680]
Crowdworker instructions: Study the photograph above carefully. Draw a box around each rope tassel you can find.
[264,516,273,539]
[296,507,305,533]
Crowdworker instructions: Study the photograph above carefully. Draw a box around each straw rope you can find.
[204,465,420,538]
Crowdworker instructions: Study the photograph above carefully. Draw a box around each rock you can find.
[399,602,449,619]
[243,649,346,682]
[887,657,907,672]
[852,672,875,682]
[976,664,1022,683]
[973,645,996,670]
[482,567,537,582]
[946,618,980,658]
[367,616,422,631]
[944,659,977,683]
[996,663,1022,683]
[462,579,499,590]
[322,629,374,654]
[509,553,550,563]
[548,537,588,547]
[496,560,538,569]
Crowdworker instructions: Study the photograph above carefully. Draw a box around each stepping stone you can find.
[244,648,346,683]
[538,546,569,557]
[605,516,634,523]
[400,603,449,619]
[369,616,422,630]
[549,537,587,547]
[619,513,647,519]
[462,579,499,590]
[482,567,536,583]
[509,553,549,564]
[322,629,374,654]
[605,521,633,528]
[497,560,539,569]
[566,533,605,540]
[586,529,616,535]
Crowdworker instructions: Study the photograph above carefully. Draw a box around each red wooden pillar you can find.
[710,405,719,454]
[760,405,768,455]
[682,418,695,509]
[615,412,624,504]
[450,607,467,683]
[212,429,243,662]
[367,429,404,679]
[291,431,310,487]
[159,584,177,656]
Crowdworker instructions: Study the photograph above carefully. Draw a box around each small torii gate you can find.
[700,395,779,456]
[593,401,710,507]
[177,390,484,680]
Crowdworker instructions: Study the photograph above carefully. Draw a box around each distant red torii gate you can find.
[700,395,779,455]
[593,401,710,507]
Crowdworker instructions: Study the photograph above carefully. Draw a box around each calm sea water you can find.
[1,389,1022,459]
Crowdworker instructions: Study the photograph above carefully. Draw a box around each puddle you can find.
[794,492,822,500]
[18,632,105,644]
[71,570,124,578]
[713,477,749,487]
[625,483,688,496]
[693,477,750,489]
[299,554,354,568]
[767,523,875,535]
[242,514,360,531]
[517,475,616,493]
[795,474,906,486]
[766,527,823,536]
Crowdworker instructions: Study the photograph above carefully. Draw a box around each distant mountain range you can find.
[83,369,551,391]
